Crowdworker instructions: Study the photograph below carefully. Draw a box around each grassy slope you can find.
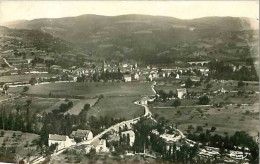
[9,82,154,98]
[87,96,144,120]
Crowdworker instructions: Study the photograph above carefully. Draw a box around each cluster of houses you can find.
[48,129,94,150]
[48,127,137,154]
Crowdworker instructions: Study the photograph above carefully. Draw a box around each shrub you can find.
[23,86,29,92]
[0,131,5,137]
[198,95,210,105]
[238,81,245,88]
[188,125,194,130]
[196,126,203,132]
[211,126,216,132]
[172,99,181,107]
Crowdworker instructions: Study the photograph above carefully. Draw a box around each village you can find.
[0,42,258,163]
[0,7,259,164]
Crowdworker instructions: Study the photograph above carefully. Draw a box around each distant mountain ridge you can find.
[3,14,257,41]
[2,14,258,63]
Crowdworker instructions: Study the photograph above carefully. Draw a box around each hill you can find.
[2,15,258,63]
[0,26,73,53]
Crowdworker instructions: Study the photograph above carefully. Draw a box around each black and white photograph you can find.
[0,1,259,164]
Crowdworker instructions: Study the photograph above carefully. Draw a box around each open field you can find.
[9,82,154,98]
[87,96,144,120]
[65,98,99,115]
[150,103,259,139]
[0,74,53,83]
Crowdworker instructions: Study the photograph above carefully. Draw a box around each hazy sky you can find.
[0,1,259,24]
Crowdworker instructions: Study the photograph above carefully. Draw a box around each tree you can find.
[29,77,37,85]
[185,78,193,88]
[198,95,210,105]
[238,81,245,88]
[84,103,90,111]
[67,101,73,108]
[0,131,5,137]
[196,126,203,132]
[206,83,212,90]
[23,86,29,92]
[168,90,174,98]
[26,99,32,107]
[172,99,181,107]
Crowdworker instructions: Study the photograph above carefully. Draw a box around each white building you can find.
[123,75,132,82]
[176,88,187,99]
[133,73,140,81]
[48,134,75,150]
[70,129,93,141]
[121,130,135,146]
[140,97,149,105]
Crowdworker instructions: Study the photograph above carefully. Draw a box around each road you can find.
[3,57,18,70]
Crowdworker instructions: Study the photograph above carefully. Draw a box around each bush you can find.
[176,110,182,115]
[188,125,194,130]
[206,83,212,90]
[172,99,181,107]
[23,86,29,92]
[196,126,203,132]
[238,81,245,88]
[84,103,90,111]
[0,131,5,137]
[211,126,216,132]
[198,95,210,105]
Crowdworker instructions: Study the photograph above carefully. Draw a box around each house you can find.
[85,139,108,153]
[148,74,153,81]
[219,88,227,93]
[121,130,135,146]
[123,75,132,82]
[70,129,93,141]
[48,134,75,150]
[132,72,140,81]
[176,88,187,99]
[229,150,246,160]
[140,97,149,105]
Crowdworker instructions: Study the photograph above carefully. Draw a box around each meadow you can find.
[87,96,144,120]
[9,82,154,98]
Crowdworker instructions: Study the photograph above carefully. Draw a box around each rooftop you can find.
[49,134,67,141]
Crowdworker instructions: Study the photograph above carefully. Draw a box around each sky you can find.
[0,1,259,25]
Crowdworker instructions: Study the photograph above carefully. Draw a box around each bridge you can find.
[187,61,210,66]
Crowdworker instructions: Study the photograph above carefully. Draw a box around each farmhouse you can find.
[176,88,187,99]
[123,75,132,82]
[70,129,93,141]
[121,130,135,146]
[48,134,75,150]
